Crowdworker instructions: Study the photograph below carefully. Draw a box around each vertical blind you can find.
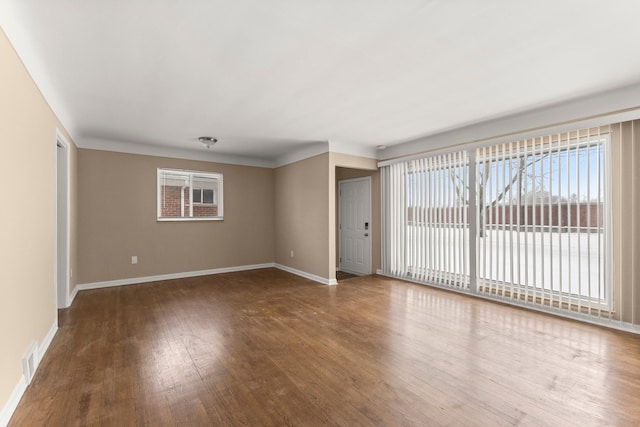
[381,126,616,327]
[476,131,609,317]
[382,151,470,289]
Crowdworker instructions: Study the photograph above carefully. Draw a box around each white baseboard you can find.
[38,321,58,367]
[275,264,337,286]
[0,376,26,427]
[77,263,276,292]
[68,285,79,306]
[75,262,338,296]
[376,269,383,275]
[0,318,57,427]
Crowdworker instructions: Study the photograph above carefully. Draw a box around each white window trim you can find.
[157,168,224,221]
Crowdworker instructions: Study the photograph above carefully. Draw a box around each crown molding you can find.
[328,140,378,159]
[272,141,329,168]
[79,137,275,168]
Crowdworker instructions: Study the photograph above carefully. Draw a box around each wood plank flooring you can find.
[10,268,640,426]
[336,271,358,281]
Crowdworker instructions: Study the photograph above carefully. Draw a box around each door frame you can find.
[338,176,372,275]
[55,129,71,309]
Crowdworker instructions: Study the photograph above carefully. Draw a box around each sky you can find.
[407,135,606,207]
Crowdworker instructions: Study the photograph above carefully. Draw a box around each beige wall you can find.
[78,148,381,286]
[272,152,382,282]
[77,149,275,283]
[335,166,381,273]
[611,120,640,323]
[274,153,330,279]
[0,28,78,409]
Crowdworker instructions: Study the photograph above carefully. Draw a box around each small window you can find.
[192,188,216,205]
[192,189,202,204]
[202,189,214,204]
[157,168,223,221]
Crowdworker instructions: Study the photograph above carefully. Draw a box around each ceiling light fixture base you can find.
[198,136,218,149]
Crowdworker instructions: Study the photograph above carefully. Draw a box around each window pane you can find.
[159,170,189,218]
[192,189,202,203]
[203,189,214,204]
[476,135,609,307]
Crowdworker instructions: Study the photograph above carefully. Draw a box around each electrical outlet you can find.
[131,256,138,264]
[290,250,294,258]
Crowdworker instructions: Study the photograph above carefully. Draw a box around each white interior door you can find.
[339,177,371,275]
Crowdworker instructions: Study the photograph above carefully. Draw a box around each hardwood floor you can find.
[336,271,358,281]
[10,268,640,426]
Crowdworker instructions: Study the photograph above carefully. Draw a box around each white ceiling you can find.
[3,0,640,166]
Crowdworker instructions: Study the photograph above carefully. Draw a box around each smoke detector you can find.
[198,136,218,149]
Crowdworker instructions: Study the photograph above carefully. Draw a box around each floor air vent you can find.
[22,342,37,384]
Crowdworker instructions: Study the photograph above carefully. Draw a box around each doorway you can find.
[56,131,70,308]
[338,177,371,275]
